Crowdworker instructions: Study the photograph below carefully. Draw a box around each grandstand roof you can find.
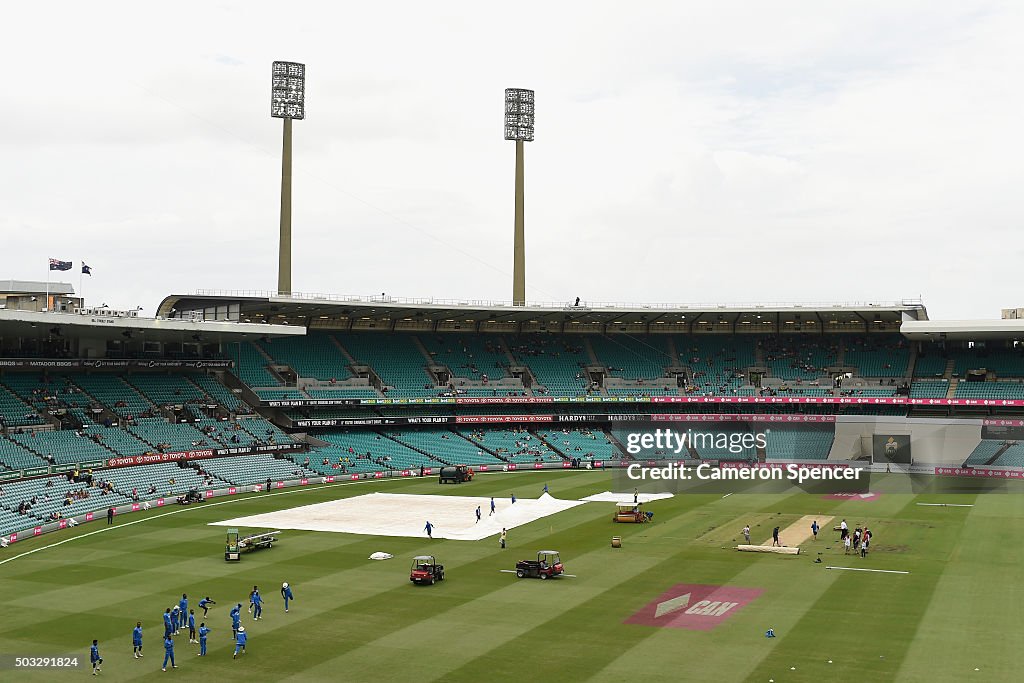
[0,309,304,343]
[901,319,1024,341]
[158,290,928,328]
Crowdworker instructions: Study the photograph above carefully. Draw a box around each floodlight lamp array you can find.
[271,61,306,120]
[504,88,534,141]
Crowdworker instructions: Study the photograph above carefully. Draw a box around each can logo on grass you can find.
[824,492,880,501]
[625,584,763,631]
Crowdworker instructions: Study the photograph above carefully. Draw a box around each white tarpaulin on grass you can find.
[210,492,586,541]
[579,491,674,504]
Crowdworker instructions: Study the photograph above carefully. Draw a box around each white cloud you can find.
[1,1,1021,318]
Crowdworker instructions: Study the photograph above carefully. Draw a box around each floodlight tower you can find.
[505,88,534,306]
[271,61,306,296]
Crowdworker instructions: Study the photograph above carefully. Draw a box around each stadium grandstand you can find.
[4,289,1024,541]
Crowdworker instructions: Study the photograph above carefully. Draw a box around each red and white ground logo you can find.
[823,492,880,502]
[625,584,763,631]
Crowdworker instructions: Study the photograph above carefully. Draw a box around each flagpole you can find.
[79,263,83,308]
[45,260,51,313]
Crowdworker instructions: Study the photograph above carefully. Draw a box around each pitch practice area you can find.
[0,470,1017,682]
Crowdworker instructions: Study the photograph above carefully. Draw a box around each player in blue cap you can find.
[162,634,176,671]
[230,603,241,639]
[252,590,263,620]
[90,639,103,676]
[197,623,210,657]
[132,621,143,658]
[178,594,188,630]
[162,608,173,640]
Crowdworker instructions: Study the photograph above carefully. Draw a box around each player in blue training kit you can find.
[281,582,294,612]
[162,635,176,671]
[230,604,241,638]
[90,639,102,675]
[162,608,173,639]
[197,623,210,656]
[187,610,197,643]
[170,605,180,635]
[248,585,258,614]
[252,590,263,620]
[233,626,247,659]
[133,621,143,658]
[178,594,188,630]
[198,596,216,617]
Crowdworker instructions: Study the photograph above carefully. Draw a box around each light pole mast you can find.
[271,61,306,296]
[505,88,534,306]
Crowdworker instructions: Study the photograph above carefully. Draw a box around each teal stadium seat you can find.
[257,332,353,381]
[336,333,436,398]
[506,335,590,397]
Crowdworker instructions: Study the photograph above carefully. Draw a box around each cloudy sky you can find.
[3,1,1021,319]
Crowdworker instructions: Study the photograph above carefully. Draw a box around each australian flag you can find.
[82,262,92,276]
[48,258,72,271]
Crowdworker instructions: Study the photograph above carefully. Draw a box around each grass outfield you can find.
[0,470,1021,682]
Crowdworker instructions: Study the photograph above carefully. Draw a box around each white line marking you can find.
[721,493,733,499]
[499,569,519,573]
[916,503,974,507]
[0,477,415,568]
[825,566,909,574]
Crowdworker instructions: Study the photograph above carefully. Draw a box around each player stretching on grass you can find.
[198,597,216,617]
[281,582,294,612]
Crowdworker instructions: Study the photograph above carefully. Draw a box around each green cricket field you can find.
[0,470,1017,682]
